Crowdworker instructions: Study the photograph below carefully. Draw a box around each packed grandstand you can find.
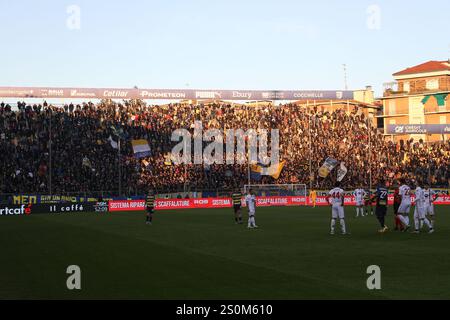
[1,99,448,200]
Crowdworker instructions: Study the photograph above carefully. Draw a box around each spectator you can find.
[0,100,448,196]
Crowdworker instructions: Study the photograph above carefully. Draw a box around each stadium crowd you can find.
[1,100,449,196]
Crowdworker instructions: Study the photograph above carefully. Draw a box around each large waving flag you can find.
[251,161,286,180]
[264,161,286,179]
[250,164,263,181]
[131,139,151,158]
[318,157,339,178]
[108,135,118,149]
[337,162,348,182]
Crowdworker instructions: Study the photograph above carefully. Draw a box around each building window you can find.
[440,116,447,124]
[404,82,410,92]
[426,79,439,90]
[388,100,396,115]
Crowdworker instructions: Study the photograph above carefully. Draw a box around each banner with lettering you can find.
[0,86,354,101]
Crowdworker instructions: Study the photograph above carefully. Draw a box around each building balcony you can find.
[383,89,407,97]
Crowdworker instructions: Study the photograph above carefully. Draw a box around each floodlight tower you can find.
[343,64,348,91]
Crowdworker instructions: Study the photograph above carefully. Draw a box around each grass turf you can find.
[0,206,449,299]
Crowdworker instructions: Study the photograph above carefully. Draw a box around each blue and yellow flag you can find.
[251,161,286,180]
[131,139,151,158]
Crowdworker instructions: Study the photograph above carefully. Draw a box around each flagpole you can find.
[428,140,431,185]
[49,107,52,196]
[247,159,251,186]
[247,104,251,187]
[184,137,187,193]
[118,138,122,196]
[368,113,372,192]
[247,143,251,186]
[308,100,312,191]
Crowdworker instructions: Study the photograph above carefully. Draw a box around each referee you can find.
[372,180,389,233]
[145,190,156,225]
[231,189,243,224]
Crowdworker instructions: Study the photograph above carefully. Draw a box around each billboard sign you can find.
[0,205,32,216]
[30,203,96,214]
[387,124,450,135]
[0,86,354,101]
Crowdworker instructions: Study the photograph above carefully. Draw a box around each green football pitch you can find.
[1,206,449,300]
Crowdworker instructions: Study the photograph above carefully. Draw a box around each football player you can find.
[372,179,389,233]
[310,189,317,208]
[413,181,434,234]
[363,188,373,216]
[145,190,156,225]
[423,183,438,230]
[393,183,403,231]
[231,189,243,224]
[353,186,366,217]
[245,189,258,229]
[328,182,346,235]
[397,179,412,231]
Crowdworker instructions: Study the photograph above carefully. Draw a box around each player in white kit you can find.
[423,184,437,230]
[353,187,366,218]
[328,183,347,235]
[397,180,412,231]
[413,182,434,233]
[245,189,258,229]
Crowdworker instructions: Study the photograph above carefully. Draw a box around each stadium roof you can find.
[393,60,450,76]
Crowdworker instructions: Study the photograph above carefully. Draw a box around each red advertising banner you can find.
[108,195,450,212]
[155,198,232,210]
[253,196,307,207]
[109,197,307,212]
[307,195,450,206]
[108,200,146,211]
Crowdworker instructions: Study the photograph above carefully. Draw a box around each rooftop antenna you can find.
[448,43,450,63]
[342,64,348,90]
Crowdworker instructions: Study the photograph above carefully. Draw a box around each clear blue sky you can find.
[1,0,449,97]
